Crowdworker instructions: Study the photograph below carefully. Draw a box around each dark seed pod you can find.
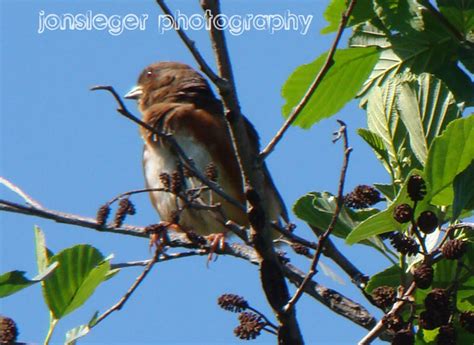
[416,211,438,234]
[407,174,426,202]
[159,172,171,191]
[205,162,219,182]
[441,239,467,260]
[391,329,414,345]
[218,294,249,313]
[113,198,134,228]
[424,288,450,313]
[291,243,310,256]
[344,185,382,209]
[234,312,265,340]
[413,263,433,289]
[96,204,111,227]
[460,311,474,333]
[170,170,183,194]
[0,315,19,344]
[393,204,413,224]
[418,310,448,330]
[383,314,406,333]
[371,286,396,310]
[390,233,419,256]
[437,324,456,345]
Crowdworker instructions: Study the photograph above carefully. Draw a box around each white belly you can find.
[143,135,227,235]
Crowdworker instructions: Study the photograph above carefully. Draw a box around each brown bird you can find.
[124,62,287,250]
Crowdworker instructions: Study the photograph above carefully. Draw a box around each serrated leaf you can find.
[452,161,474,220]
[374,0,425,33]
[396,82,429,165]
[282,47,379,129]
[35,225,49,274]
[349,23,391,48]
[364,73,462,179]
[365,78,411,179]
[43,245,111,319]
[365,265,403,293]
[424,115,474,206]
[322,0,376,34]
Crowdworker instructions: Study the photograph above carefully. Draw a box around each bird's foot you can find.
[145,221,178,252]
[205,232,226,265]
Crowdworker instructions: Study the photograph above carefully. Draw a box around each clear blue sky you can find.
[1,1,391,344]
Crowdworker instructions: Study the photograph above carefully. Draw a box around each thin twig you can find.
[93,246,161,327]
[358,282,416,345]
[247,306,279,331]
[284,120,352,312]
[154,0,225,88]
[260,0,359,159]
[273,223,369,290]
[106,188,165,206]
[0,177,43,209]
[90,85,244,211]
[111,250,208,269]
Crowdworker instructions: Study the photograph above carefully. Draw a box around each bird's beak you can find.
[124,85,143,100]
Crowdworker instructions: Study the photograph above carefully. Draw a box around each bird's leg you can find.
[145,221,178,252]
[205,232,227,264]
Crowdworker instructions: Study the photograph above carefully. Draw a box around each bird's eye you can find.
[146,71,153,78]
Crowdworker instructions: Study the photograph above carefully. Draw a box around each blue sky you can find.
[1,1,392,344]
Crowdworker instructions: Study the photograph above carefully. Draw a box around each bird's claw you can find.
[205,232,226,265]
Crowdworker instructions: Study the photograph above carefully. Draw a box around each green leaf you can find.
[360,32,459,99]
[65,311,100,344]
[65,324,90,345]
[363,73,462,179]
[282,47,380,129]
[374,0,425,33]
[35,226,50,274]
[0,271,35,297]
[452,161,474,220]
[436,0,474,35]
[364,77,412,179]
[43,245,111,319]
[396,74,461,165]
[0,263,58,298]
[365,265,403,293]
[374,183,397,201]
[358,128,393,176]
[424,115,474,206]
[322,0,376,34]
[293,192,378,240]
[349,22,391,48]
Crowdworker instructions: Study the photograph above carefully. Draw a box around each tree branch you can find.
[284,121,352,312]
[196,1,303,343]
[0,186,381,338]
[260,0,359,159]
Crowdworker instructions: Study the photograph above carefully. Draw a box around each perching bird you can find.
[124,61,287,247]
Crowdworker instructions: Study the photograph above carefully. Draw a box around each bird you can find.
[124,61,287,252]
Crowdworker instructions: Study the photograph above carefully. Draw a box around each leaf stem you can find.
[44,316,58,345]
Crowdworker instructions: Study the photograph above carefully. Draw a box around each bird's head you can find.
[125,61,220,112]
